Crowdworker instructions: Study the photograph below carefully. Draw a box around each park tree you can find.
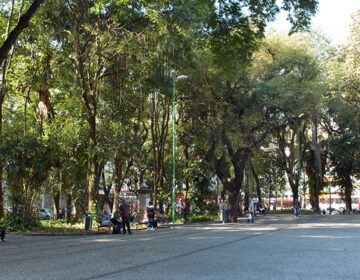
[0,135,58,228]
[175,0,318,221]
[0,0,320,223]
[253,33,322,211]
[0,0,46,218]
[322,13,360,211]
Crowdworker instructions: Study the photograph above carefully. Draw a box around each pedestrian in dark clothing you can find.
[119,200,132,234]
[0,226,6,242]
[146,201,156,230]
[110,208,122,234]
[294,198,301,219]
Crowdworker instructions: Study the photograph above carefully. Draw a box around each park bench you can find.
[97,223,109,232]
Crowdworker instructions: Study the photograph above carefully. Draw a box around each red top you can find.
[119,202,130,217]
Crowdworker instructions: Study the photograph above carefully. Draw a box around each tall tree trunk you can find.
[150,94,170,209]
[250,159,262,204]
[183,146,190,223]
[0,105,3,218]
[66,194,72,223]
[344,172,353,211]
[279,124,306,203]
[112,154,132,214]
[244,172,249,211]
[112,153,122,214]
[87,111,97,212]
[228,188,240,222]
[312,115,321,213]
[207,134,249,222]
[53,191,60,220]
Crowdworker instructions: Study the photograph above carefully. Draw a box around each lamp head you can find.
[170,70,177,79]
[177,75,188,80]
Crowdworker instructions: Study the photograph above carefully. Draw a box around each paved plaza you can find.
[1,214,360,280]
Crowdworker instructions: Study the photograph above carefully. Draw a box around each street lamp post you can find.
[170,70,188,229]
[327,137,332,214]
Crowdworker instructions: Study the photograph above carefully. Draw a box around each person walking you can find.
[119,199,132,234]
[146,201,156,230]
[294,198,300,219]
[248,199,255,223]
[0,226,6,242]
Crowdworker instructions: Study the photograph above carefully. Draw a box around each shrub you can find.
[1,212,41,232]
[188,215,218,223]
[204,202,219,216]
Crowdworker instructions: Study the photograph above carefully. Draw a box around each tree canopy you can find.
[4,1,360,228]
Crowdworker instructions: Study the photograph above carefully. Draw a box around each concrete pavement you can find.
[1,214,360,280]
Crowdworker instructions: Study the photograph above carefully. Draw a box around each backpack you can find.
[147,206,154,217]
[113,224,121,234]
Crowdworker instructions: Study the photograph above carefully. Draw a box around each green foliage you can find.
[203,202,219,216]
[187,215,218,223]
[0,0,338,225]
[1,136,59,186]
[0,212,41,232]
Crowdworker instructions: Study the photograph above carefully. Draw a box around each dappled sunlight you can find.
[293,223,360,230]
[135,237,156,241]
[188,236,222,240]
[205,225,285,232]
[300,235,354,239]
[92,238,127,243]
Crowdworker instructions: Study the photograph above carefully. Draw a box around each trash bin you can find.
[85,214,92,231]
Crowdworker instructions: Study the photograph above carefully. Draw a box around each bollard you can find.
[85,213,92,231]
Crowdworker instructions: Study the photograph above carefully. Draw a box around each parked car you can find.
[326,207,340,215]
[39,208,52,220]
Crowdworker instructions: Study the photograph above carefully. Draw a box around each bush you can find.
[204,202,219,216]
[188,215,218,223]
[1,212,41,232]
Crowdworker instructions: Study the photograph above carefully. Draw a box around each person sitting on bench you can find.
[0,226,6,242]
[109,208,122,234]
[96,210,111,233]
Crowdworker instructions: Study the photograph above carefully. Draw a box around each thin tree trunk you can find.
[0,0,45,66]
[183,146,190,223]
[66,194,72,223]
[250,159,262,204]
[312,116,321,213]
[0,104,3,218]
[87,112,97,212]
[112,154,122,214]
[344,172,353,211]
[53,192,60,220]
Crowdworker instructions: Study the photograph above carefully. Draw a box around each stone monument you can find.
[136,184,151,223]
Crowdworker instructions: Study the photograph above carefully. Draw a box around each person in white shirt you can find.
[248,199,254,223]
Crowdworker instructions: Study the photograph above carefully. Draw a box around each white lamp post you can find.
[170,70,188,228]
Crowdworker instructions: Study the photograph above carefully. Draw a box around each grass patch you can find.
[38,220,88,234]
